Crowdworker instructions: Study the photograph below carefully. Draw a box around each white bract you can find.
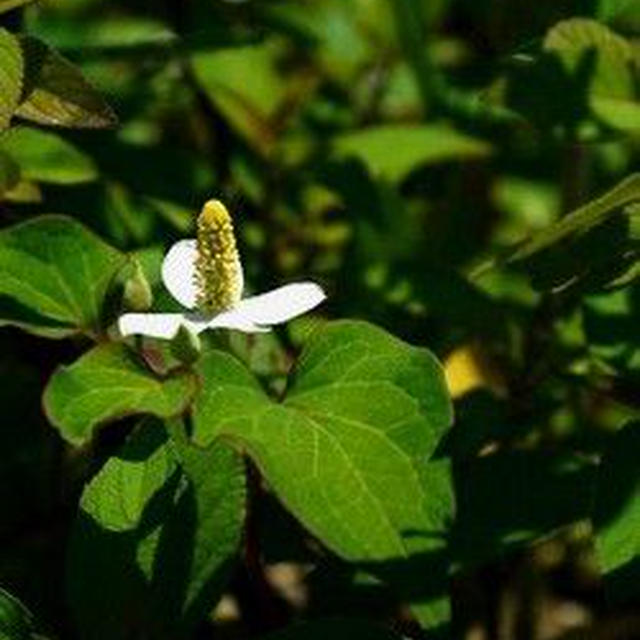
[118,200,326,339]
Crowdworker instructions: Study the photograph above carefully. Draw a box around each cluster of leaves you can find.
[0,0,639,639]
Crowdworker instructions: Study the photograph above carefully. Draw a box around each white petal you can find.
[207,308,271,333]
[160,239,245,309]
[161,240,198,309]
[234,282,326,326]
[118,312,210,339]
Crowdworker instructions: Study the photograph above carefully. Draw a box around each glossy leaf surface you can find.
[193,321,453,627]
[44,343,197,444]
[0,215,126,337]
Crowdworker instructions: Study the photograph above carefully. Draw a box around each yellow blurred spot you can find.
[444,344,503,399]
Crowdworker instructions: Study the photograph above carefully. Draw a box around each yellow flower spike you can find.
[194,199,243,313]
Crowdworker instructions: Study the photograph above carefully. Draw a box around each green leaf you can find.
[68,419,245,639]
[597,0,638,20]
[0,28,23,131]
[591,97,640,134]
[264,618,404,640]
[80,419,176,532]
[0,0,34,14]
[0,587,35,640]
[0,215,126,337]
[509,174,640,263]
[545,19,635,100]
[191,41,288,154]
[332,124,491,184]
[16,36,116,129]
[264,0,382,86]
[28,16,176,52]
[583,287,640,378]
[0,127,97,184]
[544,18,640,132]
[193,321,454,628]
[43,343,197,445]
[191,348,271,446]
[166,421,246,629]
[0,177,41,203]
[0,150,20,195]
[493,174,640,291]
[594,422,640,604]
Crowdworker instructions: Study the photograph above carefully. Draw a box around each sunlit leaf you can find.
[0,28,23,130]
[544,18,640,133]
[0,177,41,203]
[0,127,97,184]
[16,35,116,128]
[332,125,490,183]
[0,215,126,337]
[0,0,34,14]
[27,15,176,52]
[81,419,176,532]
[264,0,380,85]
[545,19,635,98]
[43,343,197,445]
[192,321,454,628]
[69,418,245,639]
[191,41,289,154]
[594,422,640,604]
[591,97,640,134]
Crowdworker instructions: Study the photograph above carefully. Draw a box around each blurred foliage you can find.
[0,0,639,639]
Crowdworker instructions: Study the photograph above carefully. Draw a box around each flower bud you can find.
[123,261,153,312]
[170,324,201,365]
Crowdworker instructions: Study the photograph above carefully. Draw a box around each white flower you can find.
[118,200,326,339]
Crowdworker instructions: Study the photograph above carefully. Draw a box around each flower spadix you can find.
[118,200,326,339]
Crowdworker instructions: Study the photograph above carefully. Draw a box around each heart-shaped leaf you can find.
[0,215,126,337]
[192,320,453,628]
[43,343,197,444]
